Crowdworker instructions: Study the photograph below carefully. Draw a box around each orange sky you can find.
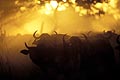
[0,0,120,35]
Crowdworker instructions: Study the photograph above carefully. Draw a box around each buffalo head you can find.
[32,31,52,46]
[20,42,37,55]
[103,30,115,39]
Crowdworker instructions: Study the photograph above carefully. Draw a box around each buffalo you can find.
[20,32,115,80]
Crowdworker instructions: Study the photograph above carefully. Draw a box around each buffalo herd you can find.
[21,30,120,80]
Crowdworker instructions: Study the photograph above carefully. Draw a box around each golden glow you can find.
[15,0,19,5]
[57,3,67,11]
[13,0,120,16]
[1,0,120,35]
[20,6,26,11]
[50,1,58,9]
[34,0,41,4]
[63,0,67,2]
[32,0,120,18]
[70,0,76,4]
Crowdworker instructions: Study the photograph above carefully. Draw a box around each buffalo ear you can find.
[20,49,29,55]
